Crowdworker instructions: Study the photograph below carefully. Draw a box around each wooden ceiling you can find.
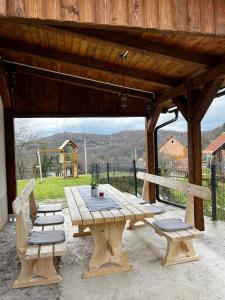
[0,1,225,116]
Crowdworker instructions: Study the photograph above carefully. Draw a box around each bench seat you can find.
[129,172,211,266]
[26,212,67,260]
[12,182,67,289]
[143,214,203,266]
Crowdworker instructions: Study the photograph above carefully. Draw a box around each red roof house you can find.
[203,132,225,155]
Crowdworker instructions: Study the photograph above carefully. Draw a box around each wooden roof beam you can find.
[0,39,176,88]
[48,25,214,68]
[5,62,153,100]
[0,62,12,107]
[0,18,215,67]
[194,79,224,122]
[156,61,225,105]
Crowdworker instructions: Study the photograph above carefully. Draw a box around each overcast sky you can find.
[16,95,225,136]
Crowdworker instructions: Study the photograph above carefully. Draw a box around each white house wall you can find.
[0,97,8,229]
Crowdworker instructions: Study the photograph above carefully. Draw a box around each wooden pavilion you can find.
[1,0,225,231]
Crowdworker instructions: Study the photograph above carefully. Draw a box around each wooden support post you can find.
[0,62,12,107]
[187,89,204,230]
[187,80,222,230]
[4,108,16,214]
[145,119,155,203]
[145,106,161,203]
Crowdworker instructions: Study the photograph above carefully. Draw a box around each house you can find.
[203,132,225,170]
[159,136,187,160]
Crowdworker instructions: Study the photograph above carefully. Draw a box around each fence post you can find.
[96,163,99,183]
[107,162,110,184]
[211,164,217,221]
[133,159,137,196]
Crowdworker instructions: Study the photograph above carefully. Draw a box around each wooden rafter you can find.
[173,96,187,120]
[194,79,224,122]
[156,61,225,105]
[0,62,12,107]
[0,39,176,88]
[147,105,162,132]
[6,62,153,100]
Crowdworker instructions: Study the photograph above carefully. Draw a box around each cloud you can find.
[15,95,225,136]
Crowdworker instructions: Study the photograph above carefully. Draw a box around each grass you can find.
[17,175,91,200]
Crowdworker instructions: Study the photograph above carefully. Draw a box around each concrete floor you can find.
[1,203,225,300]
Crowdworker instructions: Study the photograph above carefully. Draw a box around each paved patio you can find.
[1,203,225,300]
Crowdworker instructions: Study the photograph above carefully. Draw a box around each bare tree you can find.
[15,119,38,179]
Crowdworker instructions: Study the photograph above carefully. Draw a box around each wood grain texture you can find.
[0,0,6,16]
[2,0,224,34]
[159,0,175,31]
[188,0,201,32]
[144,0,159,28]
[215,0,225,35]
[187,89,204,231]
[201,0,215,34]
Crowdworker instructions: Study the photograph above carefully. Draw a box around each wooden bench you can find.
[21,179,63,224]
[129,171,211,266]
[12,182,67,288]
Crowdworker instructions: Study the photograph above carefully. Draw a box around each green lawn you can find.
[17,175,91,200]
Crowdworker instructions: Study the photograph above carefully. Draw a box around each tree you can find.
[15,119,38,179]
[41,154,55,177]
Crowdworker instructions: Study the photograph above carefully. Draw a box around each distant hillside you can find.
[16,124,225,178]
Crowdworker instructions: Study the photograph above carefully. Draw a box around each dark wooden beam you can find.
[4,108,16,214]
[145,107,162,203]
[187,89,203,231]
[147,105,162,132]
[0,62,12,107]
[173,96,187,120]
[194,79,223,122]
[49,25,214,67]
[5,62,153,100]
[0,39,176,88]
[156,61,225,105]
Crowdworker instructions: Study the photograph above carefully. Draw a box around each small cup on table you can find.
[99,191,104,199]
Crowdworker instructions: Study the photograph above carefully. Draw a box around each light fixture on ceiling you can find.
[119,50,128,109]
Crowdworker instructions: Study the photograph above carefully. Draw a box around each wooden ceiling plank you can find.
[0,38,176,87]
[49,24,214,67]
[6,62,153,100]
[0,17,215,67]
[156,61,225,105]
[0,62,12,107]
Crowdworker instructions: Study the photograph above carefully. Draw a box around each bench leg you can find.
[127,220,148,230]
[163,238,199,266]
[13,254,62,288]
[83,221,132,278]
[73,225,92,237]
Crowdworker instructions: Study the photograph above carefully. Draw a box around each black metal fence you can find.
[90,161,225,222]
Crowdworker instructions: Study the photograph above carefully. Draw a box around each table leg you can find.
[83,221,132,278]
[73,225,91,238]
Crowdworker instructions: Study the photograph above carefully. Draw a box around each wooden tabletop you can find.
[65,184,154,226]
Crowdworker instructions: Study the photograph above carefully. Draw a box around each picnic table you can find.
[65,184,155,278]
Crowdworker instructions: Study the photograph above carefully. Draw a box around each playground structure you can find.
[36,139,78,181]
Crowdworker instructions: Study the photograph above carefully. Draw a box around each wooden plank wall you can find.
[0,0,225,35]
[12,73,147,117]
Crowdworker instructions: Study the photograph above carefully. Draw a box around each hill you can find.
[15,124,225,179]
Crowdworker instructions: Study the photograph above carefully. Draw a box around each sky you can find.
[15,95,225,136]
